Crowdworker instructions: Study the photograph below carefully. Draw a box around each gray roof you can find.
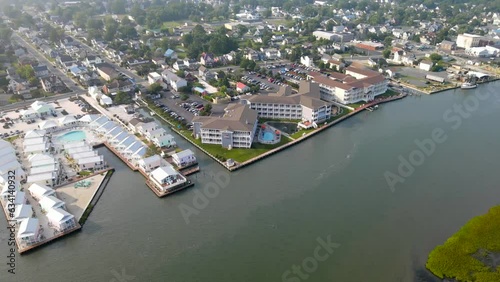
[192,104,258,132]
[246,81,329,109]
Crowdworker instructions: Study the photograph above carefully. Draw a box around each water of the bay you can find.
[1,82,500,282]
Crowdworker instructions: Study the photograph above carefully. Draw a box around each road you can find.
[0,92,79,111]
[12,33,85,93]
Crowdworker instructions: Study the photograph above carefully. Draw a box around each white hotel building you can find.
[192,104,259,149]
[309,67,388,104]
[242,82,333,124]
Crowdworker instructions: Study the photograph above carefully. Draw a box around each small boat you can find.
[461,82,477,89]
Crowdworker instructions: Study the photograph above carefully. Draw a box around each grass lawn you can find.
[5,135,19,143]
[347,102,366,109]
[426,205,500,281]
[289,110,351,139]
[377,89,400,99]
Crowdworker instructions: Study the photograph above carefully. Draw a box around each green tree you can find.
[111,0,126,14]
[148,83,163,94]
[114,91,132,104]
[382,49,391,59]
[429,53,443,63]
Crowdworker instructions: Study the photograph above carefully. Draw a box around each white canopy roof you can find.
[13,204,32,221]
[46,207,74,223]
[38,120,58,130]
[28,183,55,198]
[58,115,76,126]
[18,218,39,238]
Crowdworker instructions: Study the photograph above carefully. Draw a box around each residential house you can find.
[439,40,457,51]
[138,155,162,173]
[200,53,216,66]
[28,183,55,200]
[300,56,313,67]
[84,55,103,67]
[102,79,134,95]
[236,82,250,93]
[46,207,76,232]
[164,49,177,59]
[39,195,66,212]
[56,55,77,67]
[32,65,49,77]
[171,149,197,168]
[149,165,187,193]
[17,218,41,245]
[161,69,187,91]
[419,60,434,71]
[148,72,162,85]
[198,66,215,81]
[40,76,65,93]
[95,63,119,81]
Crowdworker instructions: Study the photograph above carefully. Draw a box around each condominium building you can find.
[242,82,333,124]
[456,33,483,49]
[192,104,258,149]
[309,66,388,104]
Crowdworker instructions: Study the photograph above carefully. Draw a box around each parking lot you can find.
[0,98,88,138]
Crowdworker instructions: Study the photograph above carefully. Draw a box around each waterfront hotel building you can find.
[192,104,259,149]
[242,81,333,124]
[308,66,388,104]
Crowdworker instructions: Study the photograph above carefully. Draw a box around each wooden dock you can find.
[17,225,82,254]
[145,180,195,198]
[180,165,200,176]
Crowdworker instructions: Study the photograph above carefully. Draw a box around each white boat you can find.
[461,82,477,89]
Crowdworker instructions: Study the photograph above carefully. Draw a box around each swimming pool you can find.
[261,131,275,142]
[58,131,86,143]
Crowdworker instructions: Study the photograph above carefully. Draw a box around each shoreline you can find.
[148,93,408,172]
[398,77,499,95]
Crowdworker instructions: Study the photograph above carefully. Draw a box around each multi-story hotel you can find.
[192,104,259,149]
[309,66,388,104]
[242,81,333,124]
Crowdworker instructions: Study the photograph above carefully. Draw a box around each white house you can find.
[12,204,33,222]
[300,56,313,67]
[138,154,162,173]
[149,165,187,192]
[28,183,56,200]
[171,149,197,168]
[31,101,55,116]
[161,69,187,91]
[136,122,160,136]
[148,72,162,85]
[39,195,66,211]
[58,115,78,127]
[46,207,76,232]
[100,95,113,106]
[419,60,434,71]
[17,218,41,245]
[38,120,58,131]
